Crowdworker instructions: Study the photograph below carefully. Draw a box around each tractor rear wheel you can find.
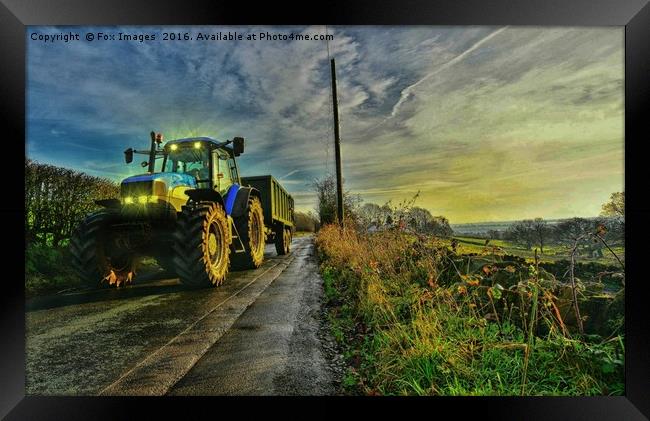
[231,196,265,270]
[69,209,139,288]
[172,202,231,287]
[274,225,292,255]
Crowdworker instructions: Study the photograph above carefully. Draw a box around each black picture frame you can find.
[2,0,649,418]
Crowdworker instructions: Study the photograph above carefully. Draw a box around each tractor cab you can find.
[161,137,242,194]
[121,134,245,212]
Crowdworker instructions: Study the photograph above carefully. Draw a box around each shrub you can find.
[25,159,119,247]
[25,243,80,296]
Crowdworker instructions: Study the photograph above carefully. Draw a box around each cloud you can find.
[27,26,623,222]
[388,26,509,118]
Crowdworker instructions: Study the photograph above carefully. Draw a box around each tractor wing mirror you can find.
[233,136,244,157]
[124,148,134,164]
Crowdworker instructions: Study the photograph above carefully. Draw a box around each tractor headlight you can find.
[194,142,201,149]
[123,195,158,205]
[170,144,178,151]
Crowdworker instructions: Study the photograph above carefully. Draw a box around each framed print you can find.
[2,0,649,418]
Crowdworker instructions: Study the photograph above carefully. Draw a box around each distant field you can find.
[451,235,624,265]
[452,220,559,235]
[451,218,601,236]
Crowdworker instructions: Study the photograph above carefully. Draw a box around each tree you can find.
[311,174,360,226]
[505,220,536,250]
[531,218,550,254]
[408,206,434,232]
[601,192,624,217]
[427,216,453,238]
[381,203,394,226]
[551,217,605,257]
[505,219,548,252]
[358,202,386,228]
[599,192,624,247]
[552,217,594,244]
[487,229,503,240]
[602,216,624,246]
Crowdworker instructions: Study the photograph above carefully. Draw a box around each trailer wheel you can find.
[231,196,265,270]
[69,209,139,288]
[274,225,291,255]
[173,202,231,287]
[287,229,292,253]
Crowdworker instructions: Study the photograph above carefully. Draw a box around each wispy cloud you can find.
[279,169,300,179]
[389,26,509,118]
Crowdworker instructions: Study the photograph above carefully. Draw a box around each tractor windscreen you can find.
[164,146,211,187]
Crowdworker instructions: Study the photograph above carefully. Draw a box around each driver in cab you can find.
[189,160,210,188]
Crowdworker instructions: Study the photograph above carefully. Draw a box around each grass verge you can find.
[316,225,624,396]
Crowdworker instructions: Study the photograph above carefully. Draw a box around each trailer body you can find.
[241,175,294,242]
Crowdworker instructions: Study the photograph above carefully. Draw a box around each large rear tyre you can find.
[173,202,231,287]
[69,209,139,288]
[231,196,265,270]
[274,225,292,255]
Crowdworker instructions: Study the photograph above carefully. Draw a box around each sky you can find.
[26,26,624,223]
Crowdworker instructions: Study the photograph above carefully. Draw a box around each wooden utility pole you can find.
[330,58,344,226]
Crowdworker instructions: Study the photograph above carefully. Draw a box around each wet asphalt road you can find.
[25,235,338,396]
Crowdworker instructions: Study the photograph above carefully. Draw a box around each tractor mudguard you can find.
[231,186,260,219]
[223,184,240,216]
[185,188,225,208]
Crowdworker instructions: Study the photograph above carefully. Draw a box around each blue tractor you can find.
[69,132,294,288]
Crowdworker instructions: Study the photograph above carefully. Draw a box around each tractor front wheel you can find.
[69,209,139,288]
[173,202,231,287]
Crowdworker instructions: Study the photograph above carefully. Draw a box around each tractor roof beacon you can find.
[69,131,295,289]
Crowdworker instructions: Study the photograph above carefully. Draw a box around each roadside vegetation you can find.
[313,176,624,395]
[317,224,624,395]
[25,159,120,296]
